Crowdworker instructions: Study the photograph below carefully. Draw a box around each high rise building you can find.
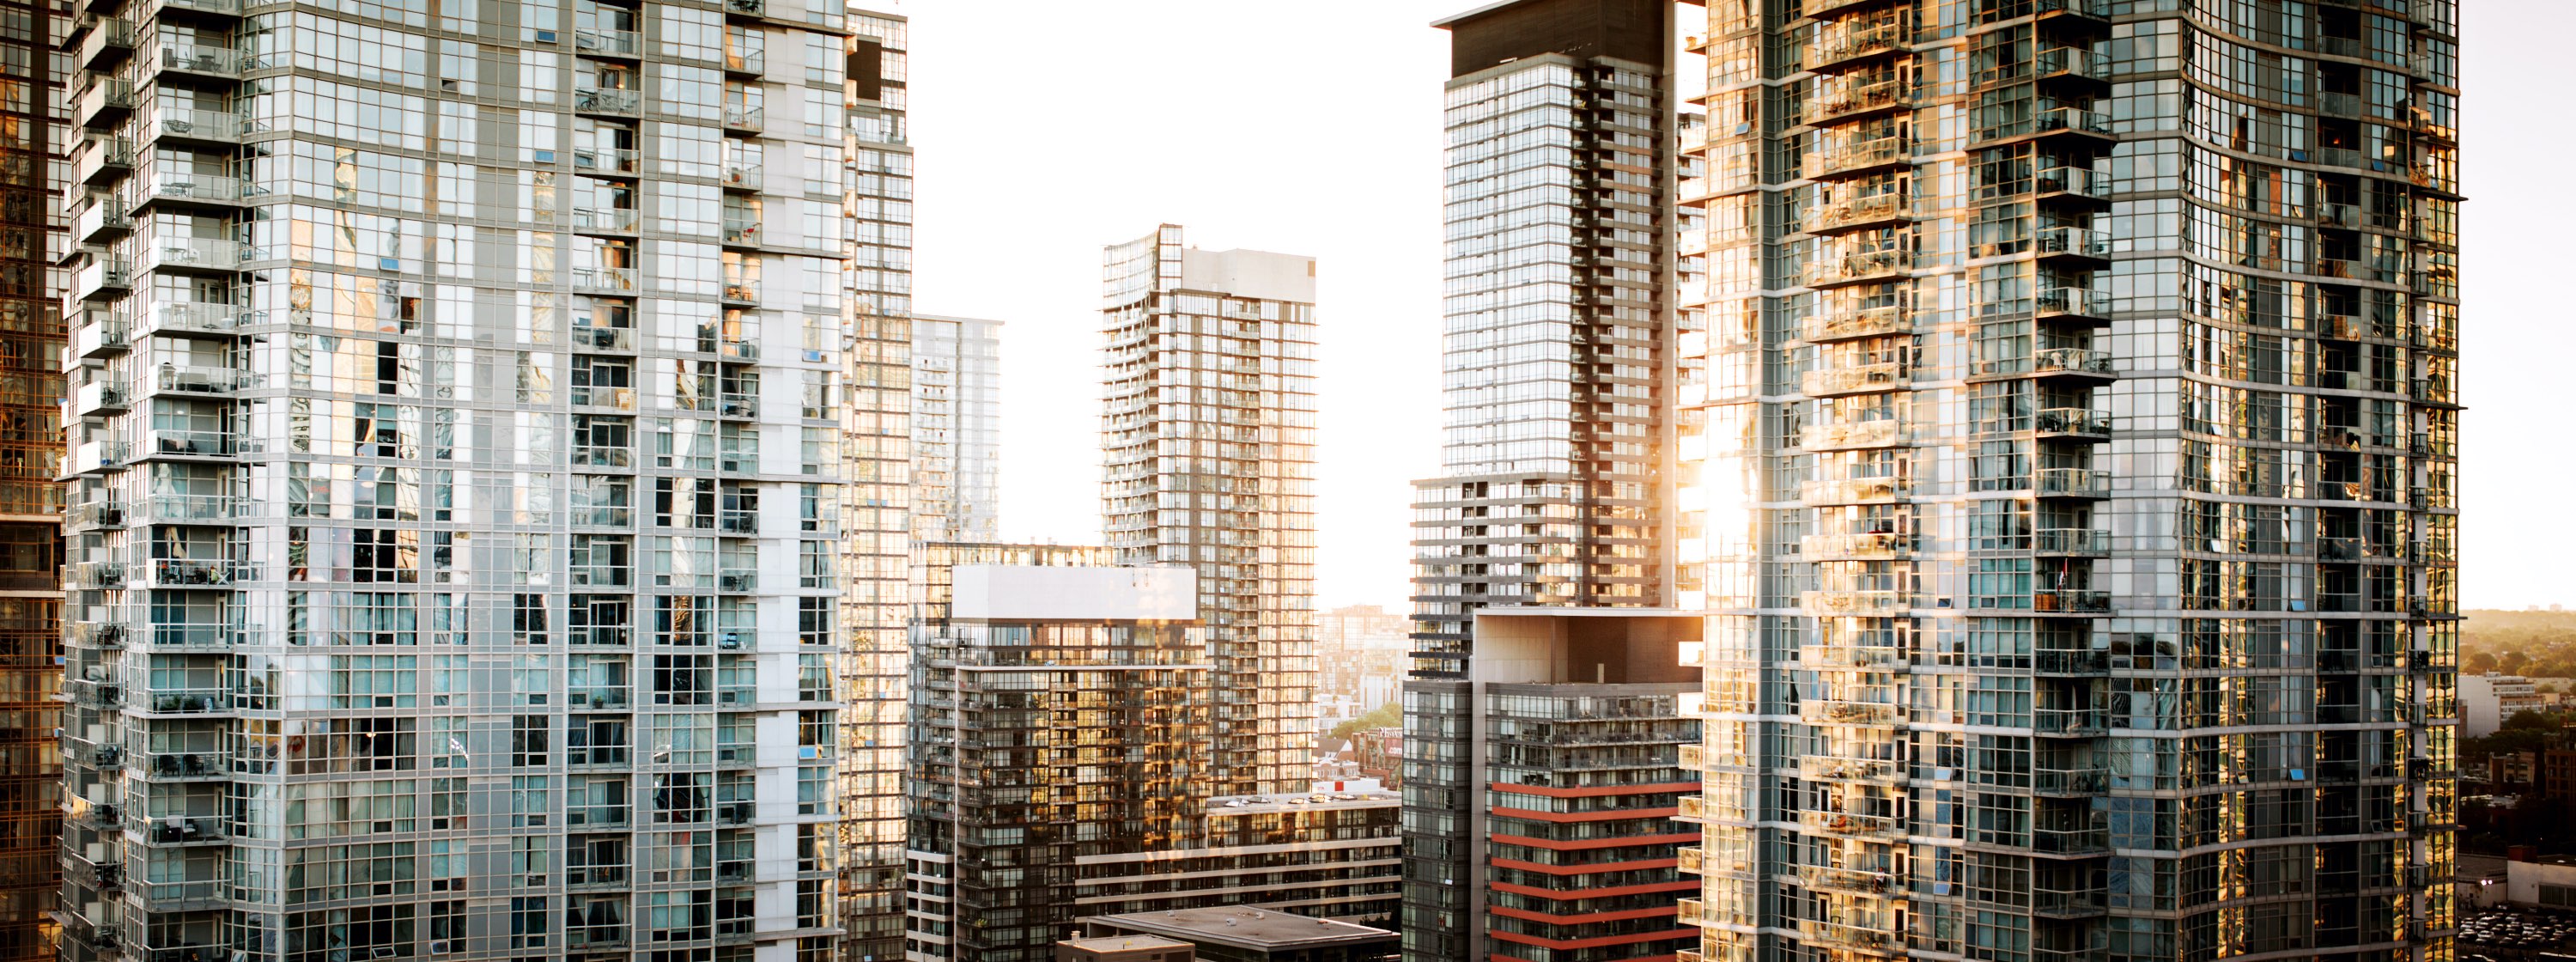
[57,3,875,962]
[901,544,1401,962]
[1680,5,2459,962]
[1403,4,1704,961]
[839,9,913,960]
[1100,225,1318,797]
[908,314,999,545]
[0,0,63,952]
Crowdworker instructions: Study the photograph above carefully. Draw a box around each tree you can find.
[1329,703,1401,743]
[2501,650,2533,676]
[2468,650,2500,674]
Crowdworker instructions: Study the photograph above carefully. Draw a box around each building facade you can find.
[838,9,912,959]
[57,3,882,962]
[901,545,1400,962]
[1405,4,1704,961]
[907,314,999,545]
[1100,225,1318,797]
[1680,5,2460,962]
[1,0,62,950]
[2460,672,2543,738]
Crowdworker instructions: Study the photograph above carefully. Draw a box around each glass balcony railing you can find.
[1801,531,1912,560]
[1798,755,1907,785]
[723,106,763,131]
[2035,467,2110,497]
[2034,708,2107,736]
[2033,528,2111,555]
[1800,865,1905,895]
[1797,916,1903,952]
[1805,248,1912,287]
[574,88,641,113]
[1802,360,1907,396]
[2035,225,2108,258]
[1800,699,1904,725]
[2035,166,2108,201]
[1801,302,1909,342]
[1803,136,1909,180]
[1806,77,1914,121]
[1810,191,1911,232]
[1801,642,1911,672]
[1812,20,1905,66]
[2033,766,2109,794]
[1802,590,1909,617]
[1801,476,1908,505]
[2033,407,2111,436]
[1800,418,1905,451]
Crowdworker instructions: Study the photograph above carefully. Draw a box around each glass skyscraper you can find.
[1680,4,2460,962]
[906,314,998,545]
[1100,224,1319,798]
[53,3,905,962]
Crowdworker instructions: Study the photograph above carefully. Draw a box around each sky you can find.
[902,0,2573,612]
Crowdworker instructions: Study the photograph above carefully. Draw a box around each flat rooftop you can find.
[1060,935,1193,954]
[1085,906,1396,949]
[1207,790,1400,816]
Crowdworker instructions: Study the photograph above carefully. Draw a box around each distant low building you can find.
[1057,935,1196,962]
[1079,906,1400,962]
[2464,673,2549,737]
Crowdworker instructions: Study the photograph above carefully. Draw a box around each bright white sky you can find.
[902,0,2567,612]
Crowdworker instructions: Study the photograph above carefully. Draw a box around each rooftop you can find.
[1207,790,1400,816]
[1060,935,1194,955]
[1084,907,1396,950]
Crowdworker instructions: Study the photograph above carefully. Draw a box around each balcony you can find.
[721,216,761,247]
[1801,531,1912,561]
[2035,467,2110,499]
[75,78,135,129]
[141,108,247,149]
[75,18,135,71]
[143,494,241,524]
[2034,882,2107,917]
[68,441,130,475]
[1800,865,1905,896]
[1797,916,1903,953]
[723,106,763,132]
[141,429,254,460]
[136,752,228,782]
[1801,699,1903,725]
[72,380,128,417]
[1801,360,1907,397]
[148,363,256,397]
[574,325,637,351]
[2031,825,2111,855]
[2034,226,2109,264]
[574,27,640,58]
[2032,346,2114,381]
[574,88,641,115]
[2033,46,2108,87]
[718,393,759,418]
[1801,642,1911,672]
[2034,528,2110,556]
[2033,588,2111,613]
[725,0,764,16]
[76,259,132,301]
[1801,476,1908,506]
[1807,77,1914,123]
[1805,248,1911,288]
[140,236,245,274]
[574,207,640,234]
[574,266,637,292]
[74,136,132,185]
[149,42,241,79]
[139,558,254,588]
[724,46,764,76]
[721,164,762,192]
[1809,191,1911,234]
[2033,766,2109,795]
[2033,407,2111,438]
[131,168,245,206]
[1802,590,1908,617]
[1804,136,1910,180]
[129,686,229,715]
[139,301,248,338]
[1812,20,1906,69]
[716,569,756,593]
[1800,302,1909,343]
[574,146,641,175]
[2034,708,2106,736]
[1799,754,1906,785]
[2034,165,2110,205]
[75,198,130,243]
[139,0,241,17]
[1801,418,1906,452]
[2035,286,2107,323]
[568,686,629,709]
